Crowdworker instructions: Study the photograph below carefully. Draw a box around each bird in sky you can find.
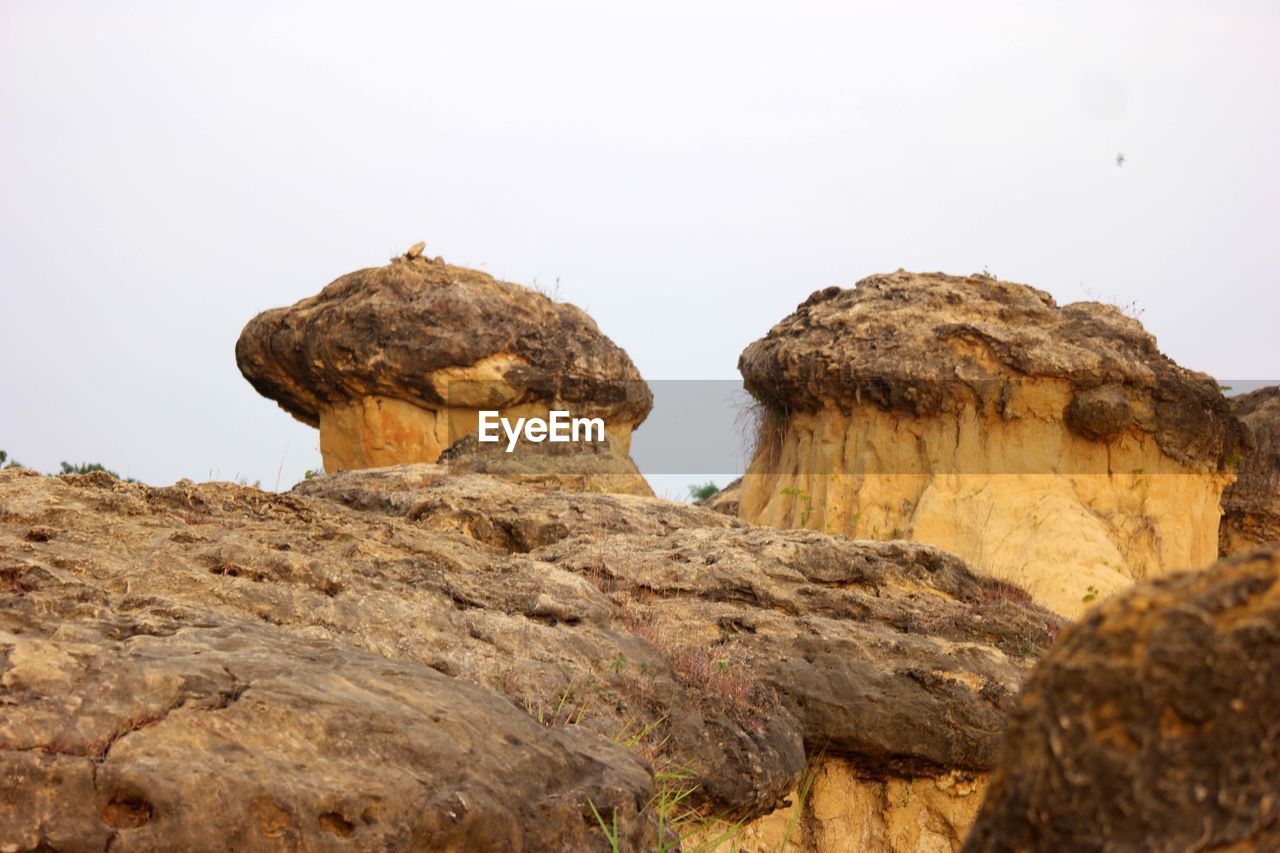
[1116,152,1126,167]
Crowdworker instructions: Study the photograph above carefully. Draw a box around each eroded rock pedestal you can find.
[235,247,652,474]
[737,272,1248,617]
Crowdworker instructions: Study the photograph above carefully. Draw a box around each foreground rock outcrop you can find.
[0,466,1061,849]
[964,546,1280,851]
[1220,385,1280,555]
[1,583,655,850]
[235,246,652,472]
[738,271,1248,617]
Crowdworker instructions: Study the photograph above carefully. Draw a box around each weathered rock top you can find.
[964,545,1280,851]
[738,271,1247,467]
[235,247,652,428]
[1221,385,1280,553]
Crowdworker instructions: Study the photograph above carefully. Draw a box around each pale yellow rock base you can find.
[692,763,985,853]
[318,395,634,472]
[739,383,1232,618]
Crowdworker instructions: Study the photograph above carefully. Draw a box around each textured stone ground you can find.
[0,466,1060,849]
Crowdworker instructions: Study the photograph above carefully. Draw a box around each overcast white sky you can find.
[2,0,1277,494]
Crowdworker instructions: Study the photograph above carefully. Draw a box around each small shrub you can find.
[688,482,720,502]
[60,461,138,482]
[780,486,813,528]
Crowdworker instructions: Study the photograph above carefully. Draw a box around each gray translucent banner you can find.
[442,379,1274,477]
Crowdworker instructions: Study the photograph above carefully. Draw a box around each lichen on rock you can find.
[737,271,1249,617]
[235,247,652,472]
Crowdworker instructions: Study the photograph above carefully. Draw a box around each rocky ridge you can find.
[0,466,1060,849]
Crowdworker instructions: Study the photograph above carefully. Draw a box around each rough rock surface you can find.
[964,547,1280,852]
[735,271,1248,617]
[1221,385,1280,554]
[0,466,1060,848]
[235,248,652,471]
[438,430,654,497]
[0,588,655,851]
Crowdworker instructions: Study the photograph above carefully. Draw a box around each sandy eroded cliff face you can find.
[235,247,650,472]
[738,272,1248,618]
[713,763,985,853]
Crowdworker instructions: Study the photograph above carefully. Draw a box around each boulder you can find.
[0,467,659,851]
[737,271,1249,617]
[964,546,1280,851]
[1220,385,1280,554]
[235,247,652,472]
[0,465,1061,848]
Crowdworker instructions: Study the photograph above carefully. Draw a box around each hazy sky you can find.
[2,1,1277,495]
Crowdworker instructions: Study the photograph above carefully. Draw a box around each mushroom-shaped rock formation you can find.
[236,247,652,472]
[738,271,1248,618]
[963,546,1280,851]
[1221,385,1280,555]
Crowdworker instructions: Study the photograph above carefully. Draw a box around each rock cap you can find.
[236,247,652,428]
[738,271,1247,468]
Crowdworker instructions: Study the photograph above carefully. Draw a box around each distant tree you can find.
[0,450,23,469]
[689,481,720,502]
